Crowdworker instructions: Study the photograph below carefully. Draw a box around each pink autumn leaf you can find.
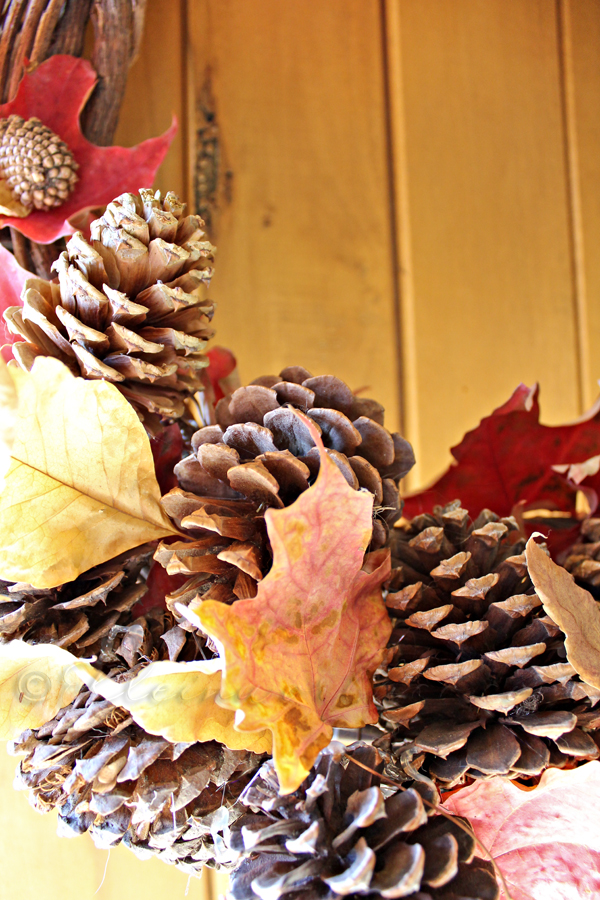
[0,55,177,244]
[0,241,31,361]
[444,762,600,900]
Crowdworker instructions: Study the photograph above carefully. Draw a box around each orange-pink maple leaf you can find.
[0,55,176,244]
[198,413,391,794]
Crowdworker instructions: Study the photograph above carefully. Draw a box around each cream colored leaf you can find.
[0,179,29,217]
[0,641,97,739]
[0,357,177,587]
[526,536,600,689]
[0,357,18,489]
[84,659,272,754]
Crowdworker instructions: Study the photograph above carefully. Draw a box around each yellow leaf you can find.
[0,179,29,217]
[0,357,178,588]
[84,660,272,754]
[0,357,18,490]
[526,536,600,689]
[0,641,97,739]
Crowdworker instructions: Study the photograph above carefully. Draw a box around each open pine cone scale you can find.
[228,742,499,900]
[156,367,415,629]
[376,501,600,786]
[4,189,216,428]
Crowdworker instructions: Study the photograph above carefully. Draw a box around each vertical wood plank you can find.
[114,0,185,199]
[187,0,401,432]
[387,0,580,486]
[564,0,600,410]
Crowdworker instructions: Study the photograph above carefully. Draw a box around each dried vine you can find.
[0,0,147,276]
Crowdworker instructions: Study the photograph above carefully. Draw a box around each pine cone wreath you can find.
[8,579,267,873]
[155,367,415,625]
[228,742,499,900]
[375,501,600,787]
[4,188,216,430]
[11,672,265,872]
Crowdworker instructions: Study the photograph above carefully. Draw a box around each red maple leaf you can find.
[206,345,239,402]
[403,384,600,553]
[0,55,176,244]
[131,559,187,618]
[444,762,600,900]
[150,423,184,495]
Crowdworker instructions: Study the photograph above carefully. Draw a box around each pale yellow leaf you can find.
[0,179,29,217]
[0,641,97,739]
[0,357,18,489]
[526,536,600,689]
[84,659,272,754]
[0,357,178,587]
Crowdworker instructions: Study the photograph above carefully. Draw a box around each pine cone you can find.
[156,367,415,625]
[0,544,156,657]
[4,189,216,430]
[0,115,78,209]
[562,517,600,588]
[228,742,499,900]
[11,672,264,872]
[375,501,600,786]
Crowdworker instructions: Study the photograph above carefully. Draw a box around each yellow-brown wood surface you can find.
[4,0,600,897]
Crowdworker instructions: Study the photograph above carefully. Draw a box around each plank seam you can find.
[381,0,421,487]
[180,0,191,206]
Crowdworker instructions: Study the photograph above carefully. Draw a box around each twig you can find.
[30,0,66,65]
[9,226,33,272]
[0,0,27,101]
[6,0,47,101]
[46,0,93,57]
[82,0,146,146]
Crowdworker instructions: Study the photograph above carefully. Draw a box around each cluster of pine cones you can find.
[2,187,599,900]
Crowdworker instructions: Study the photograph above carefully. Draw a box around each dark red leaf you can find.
[131,559,187,617]
[150,423,184,495]
[403,384,600,554]
[0,56,176,244]
[207,345,239,402]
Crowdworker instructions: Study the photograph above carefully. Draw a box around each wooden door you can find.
[4,1,600,896]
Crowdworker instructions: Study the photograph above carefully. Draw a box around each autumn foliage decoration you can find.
[0,56,176,244]
[0,188,600,895]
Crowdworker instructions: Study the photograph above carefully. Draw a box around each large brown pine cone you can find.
[0,544,155,655]
[155,368,415,626]
[4,189,215,430]
[375,501,600,786]
[10,592,266,873]
[228,742,499,900]
[562,517,600,588]
[11,672,265,872]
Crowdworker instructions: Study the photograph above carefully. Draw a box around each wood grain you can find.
[188,0,401,433]
[114,0,185,199]
[387,0,581,486]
